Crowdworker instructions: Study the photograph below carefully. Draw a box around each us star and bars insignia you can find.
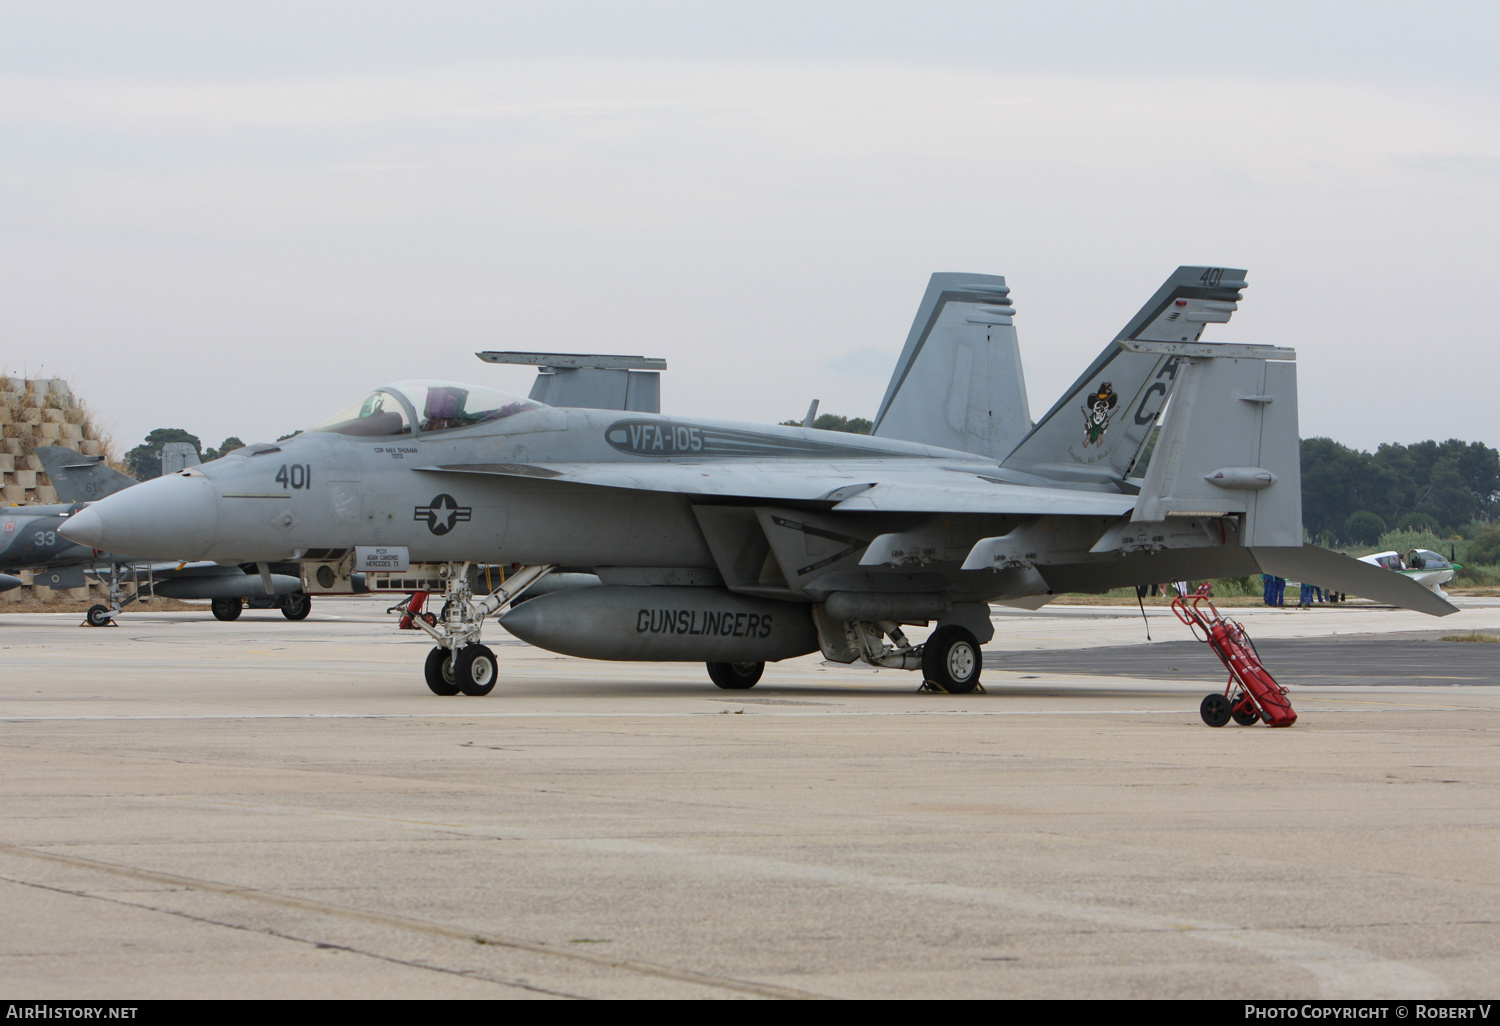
[414,494,472,536]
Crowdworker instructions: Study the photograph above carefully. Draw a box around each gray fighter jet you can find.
[60,267,1453,693]
[2,446,308,625]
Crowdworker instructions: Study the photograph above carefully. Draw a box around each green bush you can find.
[1455,564,1500,586]
[1208,575,1259,597]
[1344,510,1386,546]
[1397,512,1440,532]
[1468,524,1500,566]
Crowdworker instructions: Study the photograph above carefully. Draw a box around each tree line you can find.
[124,428,244,480]
[1300,438,1500,545]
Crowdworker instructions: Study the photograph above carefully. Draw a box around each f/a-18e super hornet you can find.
[2,445,311,625]
[60,266,1453,692]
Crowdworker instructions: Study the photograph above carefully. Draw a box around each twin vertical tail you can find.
[1001,266,1250,485]
[871,273,1032,460]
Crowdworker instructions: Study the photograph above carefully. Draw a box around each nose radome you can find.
[60,507,104,547]
[58,471,218,560]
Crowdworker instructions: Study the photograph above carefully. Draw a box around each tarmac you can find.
[2,596,1500,999]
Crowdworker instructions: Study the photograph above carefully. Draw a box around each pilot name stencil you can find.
[414,494,472,536]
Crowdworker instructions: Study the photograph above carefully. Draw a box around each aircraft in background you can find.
[61,266,1455,693]
[1359,548,1461,598]
[0,446,311,625]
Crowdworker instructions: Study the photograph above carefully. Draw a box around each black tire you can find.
[424,647,461,696]
[422,611,438,627]
[1231,705,1261,727]
[86,604,113,627]
[707,661,763,690]
[454,644,498,697]
[211,597,242,622]
[280,592,311,621]
[921,625,982,694]
[1201,693,1232,727]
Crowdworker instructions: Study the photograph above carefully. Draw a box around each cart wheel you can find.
[1231,706,1261,727]
[1200,693,1232,727]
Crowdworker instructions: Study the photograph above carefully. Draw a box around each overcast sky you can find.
[3,2,1497,454]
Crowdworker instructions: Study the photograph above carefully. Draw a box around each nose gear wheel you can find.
[424,647,461,696]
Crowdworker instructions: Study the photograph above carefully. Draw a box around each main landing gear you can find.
[213,595,310,621]
[407,563,553,696]
[835,619,984,694]
[707,661,764,690]
[280,592,312,620]
[920,625,983,694]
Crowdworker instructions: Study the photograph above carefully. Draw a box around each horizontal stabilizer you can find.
[1131,346,1302,547]
[1251,545,1459,616]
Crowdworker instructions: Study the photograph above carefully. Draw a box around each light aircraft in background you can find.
[61,266,1455,693]
[1359,548,1460,598]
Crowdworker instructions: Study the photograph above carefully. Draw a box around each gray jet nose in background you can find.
[59,471,219,561]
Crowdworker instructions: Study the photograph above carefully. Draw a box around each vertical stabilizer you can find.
[871,273,1031,460]
[34,446,137,503]
[1002,266,1248,485]
[161,443,201,475]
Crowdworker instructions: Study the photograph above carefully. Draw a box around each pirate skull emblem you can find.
[1081,381,1118,447]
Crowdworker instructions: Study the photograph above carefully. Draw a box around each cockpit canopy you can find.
[311,380,542,437]
[1407,548,1453,571]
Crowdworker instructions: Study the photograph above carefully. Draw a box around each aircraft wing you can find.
[825,480,1135,516]
[420,462,1138,517]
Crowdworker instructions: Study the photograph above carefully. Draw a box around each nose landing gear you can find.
[81,563,150,627]
[409,563,552,696]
